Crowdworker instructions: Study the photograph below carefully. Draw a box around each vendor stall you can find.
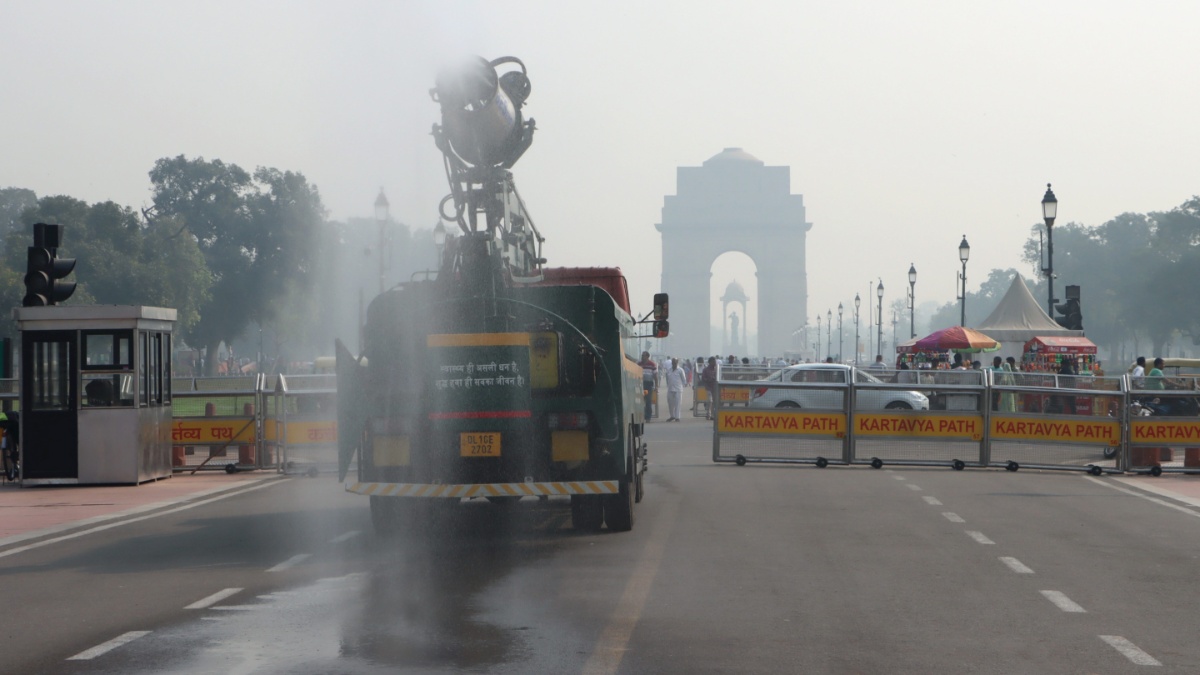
[1020,335,1108,416]
[1021,336,1098,373]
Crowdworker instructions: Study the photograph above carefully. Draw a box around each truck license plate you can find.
[460,432,500,457]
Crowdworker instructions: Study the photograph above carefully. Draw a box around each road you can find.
[4,414,1200,673]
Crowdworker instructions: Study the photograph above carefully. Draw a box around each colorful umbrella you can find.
[912,326,1000,353]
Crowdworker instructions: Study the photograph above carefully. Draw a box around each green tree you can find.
[0,193,213,339]
[148,156,325,374]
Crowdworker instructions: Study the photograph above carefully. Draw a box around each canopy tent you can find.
[973,274,1082,362]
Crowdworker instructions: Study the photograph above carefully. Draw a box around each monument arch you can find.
[656,148,812,358]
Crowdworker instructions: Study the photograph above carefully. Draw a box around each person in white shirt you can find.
[664,357,688,421]
[1131,356,1146,389]
[869,355,887,370]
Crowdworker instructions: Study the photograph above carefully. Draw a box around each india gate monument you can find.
[656,148,812,358]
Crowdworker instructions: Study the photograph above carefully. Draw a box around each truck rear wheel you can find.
[370,496,404,537]
[571,495,604,531]
[603,477,634,532]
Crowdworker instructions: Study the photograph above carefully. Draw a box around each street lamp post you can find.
[876,280,884,361]
[826,309,832,361]
[433,221,447,269]
[374,189,390,295]
[907,263,917,339]
[1041,183,1058,316]
[891,310,898,362]
[853,294,861,365]
[816,314,822,361]
[837,303,844,363]
[957,235,971,326]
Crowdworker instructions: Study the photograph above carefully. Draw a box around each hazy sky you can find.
[4,1,1197,346]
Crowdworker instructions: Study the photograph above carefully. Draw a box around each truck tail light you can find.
[753,387,768,398]
[547,412,589,430]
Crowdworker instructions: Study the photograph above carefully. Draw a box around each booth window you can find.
[82,331,133,370]
[81,330,136,408]
[137,331,169,408]
[30,338,72,411]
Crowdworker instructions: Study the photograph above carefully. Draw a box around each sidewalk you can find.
[1114,472,1200,508]
[0,470,282,548]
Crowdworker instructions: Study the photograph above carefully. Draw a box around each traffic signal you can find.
[1054,285,1082,331]
[22,223,76,307]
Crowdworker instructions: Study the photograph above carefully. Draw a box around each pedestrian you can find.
[869,354,886,370]
[701,356,718,420]
[639,351,658,420]
[998,362,1017,413]
[664,357,688,421]
[692,357,705,413]
[1005,356,1018,372]
[1054,357,1078,414]
[1131,356,1146,390]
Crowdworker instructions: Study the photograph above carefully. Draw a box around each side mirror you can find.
[653,320,670,338]
[653,293,669,321]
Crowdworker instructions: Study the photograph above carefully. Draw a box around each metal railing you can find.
[269,374,338,476]
[711,364,1144,475]
[171,374,266,473]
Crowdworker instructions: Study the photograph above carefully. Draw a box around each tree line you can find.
[0,155,436,375]
[923,196,1200,362]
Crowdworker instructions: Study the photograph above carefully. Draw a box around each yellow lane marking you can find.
[582,493,682,675]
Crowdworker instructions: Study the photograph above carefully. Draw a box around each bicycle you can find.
[0,414,19,482]
[2,439,16,482]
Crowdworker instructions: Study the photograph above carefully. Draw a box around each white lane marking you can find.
[185,587,243,610]
[266,553,311,572]
[906,484,922,491]
[67,631,151,660]
[328,530,361,544]
[1087,476,1200,517]
[1040,590,1086,613]
[211,605,260,611]
[942,512,965,523]
[582,494,682,675]
[1099,635,1162,666]
[999,557,1034,574]
[893,476,906,481]
[0,479,286,560]
[966,531,995,545]
[922,496,943,506]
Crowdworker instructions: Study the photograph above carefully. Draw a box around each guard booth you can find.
[15,305,177,485]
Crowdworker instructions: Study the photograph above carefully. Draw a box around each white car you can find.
[746,364,929,410]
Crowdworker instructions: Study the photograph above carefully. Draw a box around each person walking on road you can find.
[701,356,718,420]
[664,357,688,421]
[639,351,658,420]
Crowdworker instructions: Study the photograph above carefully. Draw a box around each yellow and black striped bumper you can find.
[345,480,618,498]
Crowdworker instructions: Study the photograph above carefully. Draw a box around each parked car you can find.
[747,364,929,410]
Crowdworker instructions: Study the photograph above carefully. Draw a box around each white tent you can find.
[974,274,1083,362]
